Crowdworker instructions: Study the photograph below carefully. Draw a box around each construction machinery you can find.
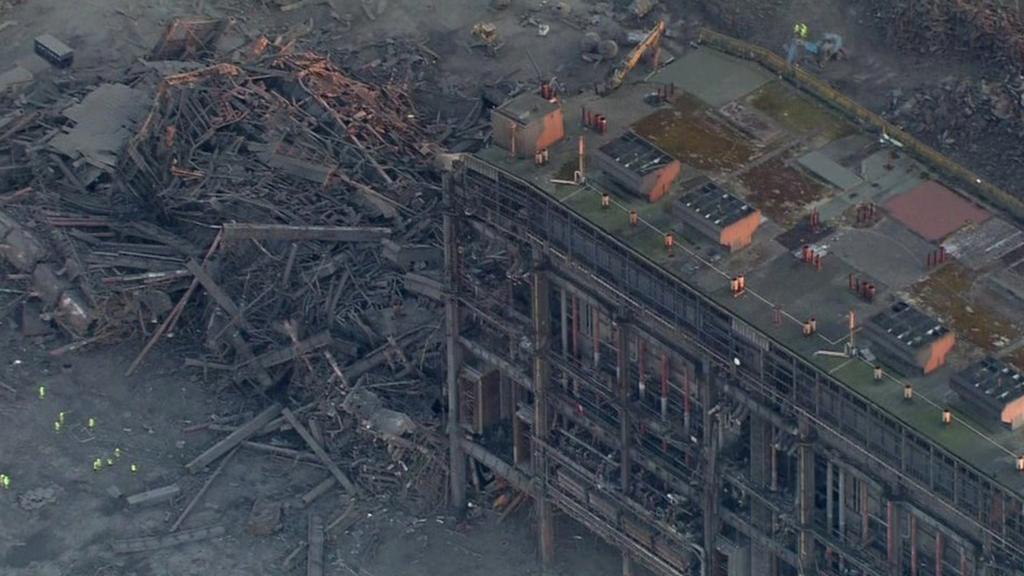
[599,20,666,95]
[785,32,845,68]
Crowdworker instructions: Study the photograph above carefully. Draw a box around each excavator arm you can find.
[604,20,666,94]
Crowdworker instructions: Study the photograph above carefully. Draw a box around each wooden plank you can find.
[403,272,442,301]
[301,476,337,507]
[125,232,221,377]
[112,525,225,554]
[283,499,357,569]
[120,221,202,256]
[185,403,282,473]
[126,484,180,507]
[251,332,332,370]
[185,259,254,332]
[281,408,360,494]
[227,328,275,390]
[240,441,320,463]
[222,223,390,243]
[280,0,320,11]
[170,447,238,532]
[307,514,325,576]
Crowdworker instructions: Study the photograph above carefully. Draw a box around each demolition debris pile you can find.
[876,0,1024,71]
[1,30,453,510]
[890,74,1024,194]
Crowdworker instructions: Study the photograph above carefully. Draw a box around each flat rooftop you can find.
[476,46,1024,491]
[598,131,674,177]
[495,92,560,126]
[678,181,756,230]
[955,357,1024,408]
[867,301,949,353]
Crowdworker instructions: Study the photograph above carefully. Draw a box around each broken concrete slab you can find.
[342,388,416,439]
[382,240,443,270]
[32,263,67,307]
[48,83,150,170]
[19,301,53,337]
[56,289,94,335]
[0,226,46,272]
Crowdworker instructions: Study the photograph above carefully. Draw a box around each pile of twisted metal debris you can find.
[0,20,455,535]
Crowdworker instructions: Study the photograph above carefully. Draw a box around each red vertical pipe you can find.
[935,531,943,576]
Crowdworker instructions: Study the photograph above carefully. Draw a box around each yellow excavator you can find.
[599,20,666,95]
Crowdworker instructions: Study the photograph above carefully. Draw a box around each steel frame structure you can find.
[443,156,1024,576]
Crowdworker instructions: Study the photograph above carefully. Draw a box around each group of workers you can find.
[0,388,139,492]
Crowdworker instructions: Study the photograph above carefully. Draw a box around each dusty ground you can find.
[0,303,619,575]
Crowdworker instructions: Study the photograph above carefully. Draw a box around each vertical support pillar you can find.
[617,315,633,576]
[838,467,846,542]
[660,353,670,422]
[571,295,579,360]
[443,173,467,516]
[702,358,720,576]
[560,288,569,361]
[826,461,834,538]
[749,409,774,574]
[797,417,815,575]
[887,498,903,575]
[861,481,869,546]
[682,366,691,435]
[531,257,555,568]
[935,531,943,576]
[769,427,779,492]
[911,514,918,576]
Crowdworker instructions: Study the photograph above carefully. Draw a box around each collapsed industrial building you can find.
[4,9,1024,576]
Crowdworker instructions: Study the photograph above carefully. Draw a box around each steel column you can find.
[703,360,720,576]
[798,417,815,575]
[617,315,633,576]
[532,257,555,568]
[443,175,467,515]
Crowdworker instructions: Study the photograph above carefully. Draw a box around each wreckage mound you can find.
[0,43,445,400]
